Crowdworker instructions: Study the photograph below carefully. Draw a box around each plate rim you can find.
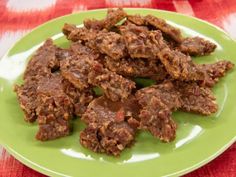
[0,8,236,177]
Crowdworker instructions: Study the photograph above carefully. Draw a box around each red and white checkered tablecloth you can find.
[0,0,235,176]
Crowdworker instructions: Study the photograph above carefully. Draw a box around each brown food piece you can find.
[14,81,38,122]
[36,118,70,141]
[36,74,74,118]
[62,23,77,36]
[80,122,134,156]
[175,82,218,115]
[88,62,136,101]
[61,53,135,102]
[68,27,97,43]
[84,8,126,30]
[179,37,217,56]
[15,39,58,122]
[80,96,140,156]
[95,31,126,60]
[120,23,167,59]
[127,15,145,26]
[120,24,149,58]
[81,96,140,125]
[62,79,94,117]
[63,25,97,43]
[70,42,100,59]
[136,81,218,116]
[158,48,205,81]
[15,40,94,123]
[201,60,234,87]
[139,96,177,142]
[104,56,168,80]
[104,8,127,29]
[136,82,180,142]
[84,19,105,30]
[136,81,182,111]
[145,15,183,43]
[60,55,93,90]
[24,39,58,80]
[36,74,74,141]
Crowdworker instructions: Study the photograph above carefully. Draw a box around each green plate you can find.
[0,8,236,177]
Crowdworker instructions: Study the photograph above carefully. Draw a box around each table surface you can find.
[0,0,235,176]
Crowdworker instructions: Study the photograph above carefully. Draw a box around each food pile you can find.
[15,8,234,156]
